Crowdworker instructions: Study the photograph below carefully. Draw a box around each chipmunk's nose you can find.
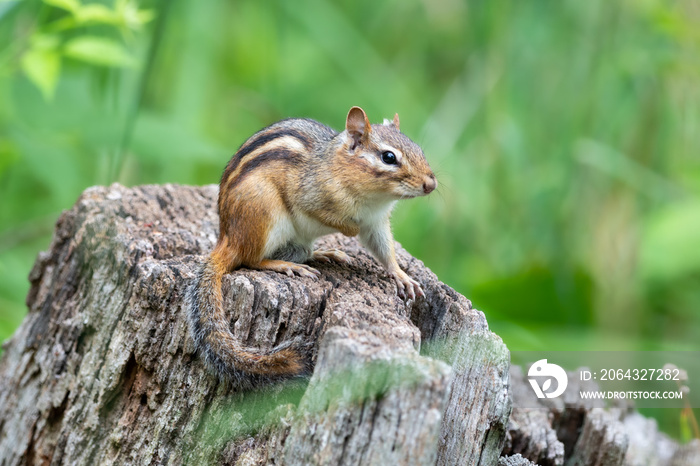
[423,174,437,194]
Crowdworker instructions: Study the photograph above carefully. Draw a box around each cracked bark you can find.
[0,184,510,465]
[503,367,700,466]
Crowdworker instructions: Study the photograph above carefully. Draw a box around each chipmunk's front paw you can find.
[312,249,351,264]
[390,269,424,301]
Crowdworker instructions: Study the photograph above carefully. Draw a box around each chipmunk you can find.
[187,106,437,383]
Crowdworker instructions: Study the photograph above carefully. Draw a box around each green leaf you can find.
[21,45,61,100]
[75,4,120,25]
[43,0,80,14]
[115,0,154,30]
[63,36,135,67]
[29,32,60,49]
[136,9,155,25]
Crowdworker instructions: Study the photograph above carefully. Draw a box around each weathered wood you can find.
[504,366,700,466]
[498,454,538,466]
[0,183,511,465]
[503,367,566,466]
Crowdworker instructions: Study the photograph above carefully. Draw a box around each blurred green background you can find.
[0,0,699,434]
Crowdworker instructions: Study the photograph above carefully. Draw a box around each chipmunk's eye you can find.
[381,151,397,165]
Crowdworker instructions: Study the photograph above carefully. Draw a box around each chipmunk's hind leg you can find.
[252,259,320,278]
[311,249,350,264]
[255,241,321,278]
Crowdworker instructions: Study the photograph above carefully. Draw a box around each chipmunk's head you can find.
[341,106,437,199]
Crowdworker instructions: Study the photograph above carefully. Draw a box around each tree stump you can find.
[0,184,511,465]
[503,367,700,466]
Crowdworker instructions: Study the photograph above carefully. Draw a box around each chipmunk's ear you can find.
[393,113,400,131]
[346,106,371,149]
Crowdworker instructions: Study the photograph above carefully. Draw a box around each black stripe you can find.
[239,128,311,159]
[229,149,302,186]
[220,129,312,187]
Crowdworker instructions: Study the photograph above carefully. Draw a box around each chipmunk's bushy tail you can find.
[186,247,305,384]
